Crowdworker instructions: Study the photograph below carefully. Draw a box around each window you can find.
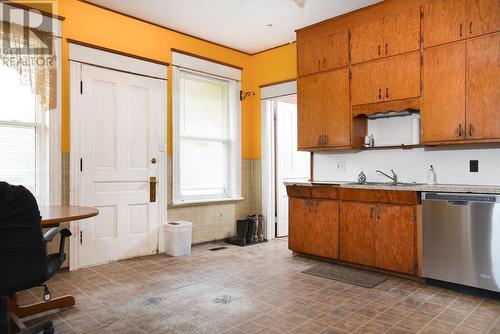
[0,65,45,201]
[173,67,241,204]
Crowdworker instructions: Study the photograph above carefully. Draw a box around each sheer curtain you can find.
[0,20,57,110]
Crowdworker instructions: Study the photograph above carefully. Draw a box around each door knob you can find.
[151,158,157,164]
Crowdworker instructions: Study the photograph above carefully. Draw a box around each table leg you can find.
[9,294,75,318]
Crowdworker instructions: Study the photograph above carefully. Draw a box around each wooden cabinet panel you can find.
[311,200,339,259]
[322,68,351,147]
[320,31,350,72]
[288,198,309,254]
[339,202,375,267]
[422,43,466,143]
[375,204,415,274]
[288,198,339,259]
[466,0,500,38]
[384,53,421,102]
[298,31,349,76]
[383,7,421,58]
[466,33,500,140]
[297,74,323,148]
[423,0,467,48]
[297,39,319,76]
[351,61,385,105]
[351,19,384,64]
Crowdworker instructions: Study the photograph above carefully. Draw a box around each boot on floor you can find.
[246,218,256,244]
[247,214,258,243]
[257,214,264,242]
[235,219,248,246]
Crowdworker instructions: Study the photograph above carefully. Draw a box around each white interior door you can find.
[276,97,310,237]
[78,64,165,267]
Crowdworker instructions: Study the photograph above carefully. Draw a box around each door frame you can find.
[260,80,297,241]
[68,44,168,271]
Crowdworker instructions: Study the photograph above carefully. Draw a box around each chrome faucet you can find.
[376,169,398,183]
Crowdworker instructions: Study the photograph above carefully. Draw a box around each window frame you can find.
[172,66,241,205]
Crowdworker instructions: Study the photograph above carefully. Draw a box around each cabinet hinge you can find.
[80,80,83,94]
[349,71,352,80]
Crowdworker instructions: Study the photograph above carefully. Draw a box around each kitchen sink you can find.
[346,182,425,187]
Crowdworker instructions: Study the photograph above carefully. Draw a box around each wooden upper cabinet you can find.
[424,0,467,48]
[383,7,421,58]
[322,68,351,148]
[466,33,500,140]
[375,204,415,275]
[339,201,375,267]
[351,19,384,64]
[422,43,466,143]
[352,53,420,106]
[351,60,386,105]
[351,7,420,64]
[297,38,318,77]
[384,53,421,102]
[298,74,324,148]
[297,30,349,76]
[466,0,500,38]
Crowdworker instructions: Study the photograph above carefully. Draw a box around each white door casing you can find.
[275,98,310,237]
[70,63,167,268]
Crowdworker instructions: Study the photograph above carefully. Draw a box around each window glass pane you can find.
[180,73,228,137]
[0,125,38,195]
[180,139,227,197]
[0,66,37,122]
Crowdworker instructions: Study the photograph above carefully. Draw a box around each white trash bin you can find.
[164,221,192,256]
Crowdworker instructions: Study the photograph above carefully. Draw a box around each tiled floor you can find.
[20,239,500,334]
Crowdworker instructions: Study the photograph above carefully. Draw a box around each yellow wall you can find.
[54,0,296,158]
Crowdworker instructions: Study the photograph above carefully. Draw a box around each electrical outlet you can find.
[337,161,346,172]
[470,160,479,173]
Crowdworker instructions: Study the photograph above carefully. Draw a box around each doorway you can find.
[261,82,310,240]
[69,43,167,269]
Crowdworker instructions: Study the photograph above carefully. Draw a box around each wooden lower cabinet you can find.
[288,198,339,259]
[339,201,416,275]
[375,204,416,274]
[339,201,375,267]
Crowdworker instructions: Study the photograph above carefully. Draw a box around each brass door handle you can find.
[469,21,472,34]
[150,176,157,202]
[385,87,389,99]
[378,88,382,99]
[457,124,463,138]
[385,43,388,55]
[468,124,473,137]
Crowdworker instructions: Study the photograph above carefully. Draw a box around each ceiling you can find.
[85,0,381,54]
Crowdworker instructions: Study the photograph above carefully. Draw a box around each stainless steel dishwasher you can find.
[422,192,500,292]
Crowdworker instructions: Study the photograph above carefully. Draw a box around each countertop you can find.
[284,179,500,194]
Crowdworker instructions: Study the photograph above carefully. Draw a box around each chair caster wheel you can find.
[43,326,54,334]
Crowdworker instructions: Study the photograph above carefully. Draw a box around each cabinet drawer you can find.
[339,188,419,205]
[286,185,311,198]
[311,185,339,199]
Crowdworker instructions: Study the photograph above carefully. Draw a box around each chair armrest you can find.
[43,227,71,243]
[43,227,72,264]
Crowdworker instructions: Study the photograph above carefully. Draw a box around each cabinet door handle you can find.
[459,23,463,37]
[385,88,389,99]
[323,58,326,68]
[378,45,381,56]
[378,88,382,99]
[385,43,388,55]
[324,135,328,145]
[317,135,322,146]
[468,124,473,137]
[377,208,381,220]
[469,21,472,34]
[317,59,321,70]
[370,207,373,219]
[457,124,463,137]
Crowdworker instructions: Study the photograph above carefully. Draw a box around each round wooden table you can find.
[10,205,98,322]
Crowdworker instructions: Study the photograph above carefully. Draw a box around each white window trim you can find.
[172,66,241,205]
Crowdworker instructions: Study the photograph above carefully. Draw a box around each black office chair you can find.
[0,181,72,334]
